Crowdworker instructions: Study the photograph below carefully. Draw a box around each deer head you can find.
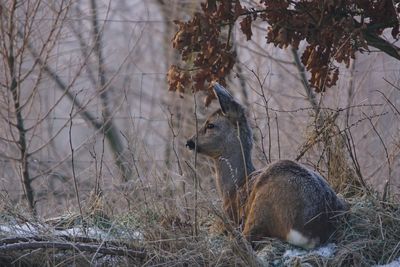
[186,83,252,159]
[186,83,255,196]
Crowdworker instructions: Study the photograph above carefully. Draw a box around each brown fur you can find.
[241,160,345,244]
[186,83,348,248]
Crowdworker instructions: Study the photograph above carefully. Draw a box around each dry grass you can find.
[1,184,400,267]
[333,195,400,266]
[255,192,400,266]
[1,111,399,266]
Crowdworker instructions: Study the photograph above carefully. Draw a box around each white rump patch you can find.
[286,229,319,249]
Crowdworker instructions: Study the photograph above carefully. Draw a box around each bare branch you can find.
[0,240,146,259]
[89,0,132,181]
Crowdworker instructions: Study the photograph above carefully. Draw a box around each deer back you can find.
[241,160,348,248]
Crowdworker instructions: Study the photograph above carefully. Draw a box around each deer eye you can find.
[206,123,215,129]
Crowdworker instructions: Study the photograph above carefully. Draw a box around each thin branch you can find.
[295,111,388,162]
[249,69,271,163]
[23,39,103,130]
[376,88,400,117]
[364,30,400,61]
[265,103,383,114]
[275,113,281,160]
[252,110,268,163]
[0,241,146,259]
[363,111,392,200]
[69,92,85,233]
[346,59,356,125]
[90,0,131,181]
[6,0,35,214]
[343,129,367,190]
[165,107,183,176]
[291,48,319,115]
[192,91,199,236]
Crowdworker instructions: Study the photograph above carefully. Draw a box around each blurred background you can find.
[0,0,399,218]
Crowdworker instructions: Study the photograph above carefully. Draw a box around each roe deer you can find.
[186,83,348,249]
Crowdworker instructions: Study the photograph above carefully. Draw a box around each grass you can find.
[255,192,400,266]
[1,184,400,266]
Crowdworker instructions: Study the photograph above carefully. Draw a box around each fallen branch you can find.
[0,240,147,260]
[0,235,129,248]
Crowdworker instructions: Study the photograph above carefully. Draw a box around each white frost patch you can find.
[373,257,400,267]
[314,243,337,257]
[283,243,337,263]
[109,228,144,241]
[55,226,143,241]
[283,248,305,258]
[55,226,109,240]
[0,222,41,236]
[257,243,337,266]
[1,222,143,241]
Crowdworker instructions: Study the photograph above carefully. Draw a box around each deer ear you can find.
[213,83,245,121]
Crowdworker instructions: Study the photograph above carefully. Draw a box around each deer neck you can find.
[214,146,255,198]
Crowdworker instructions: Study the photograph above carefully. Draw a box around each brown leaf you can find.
[234,0,245,17]
[240,15,253,40]
[167,65,189,93]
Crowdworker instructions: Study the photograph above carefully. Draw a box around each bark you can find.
[90,0,132,181]
[6,0,35,213]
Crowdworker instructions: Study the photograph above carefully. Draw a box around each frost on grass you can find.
[0,221,41,237]
[54,226,110,239]
[257,241,337,266]
[0,218,143,242]
[374,257,400,267]
[282,243,336,262]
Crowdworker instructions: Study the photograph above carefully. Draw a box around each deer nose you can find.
[186,139,195,150]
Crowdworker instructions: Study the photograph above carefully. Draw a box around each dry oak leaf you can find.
[240,15,253,40]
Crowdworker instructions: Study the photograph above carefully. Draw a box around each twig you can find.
[265,97,272,163]
[90,0,131,181]
[252,110,268,163]
[266,103,383,114]
[192,92,199,236]
[207,202,262,267]
[249,69,271,163]
[346,59,356,125]
[383,77,400,92]
[6,0,35,214]
[97,130,106,197]
[275,113,281,159]
[343,128,367,190]
[165,107,183,176]
[233,44,249,106]
[120,132,149,209]
[21,3,146,182]
[0,235,132,248]
[291,48,320,116]
[237,121,249,197]
[364,30,400,61]
[0,241,146,259]
[296,111,388,162]
[69,92,85,236]
[376,89,400,116]
[363,111,392,201]
[165,106,189,218]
